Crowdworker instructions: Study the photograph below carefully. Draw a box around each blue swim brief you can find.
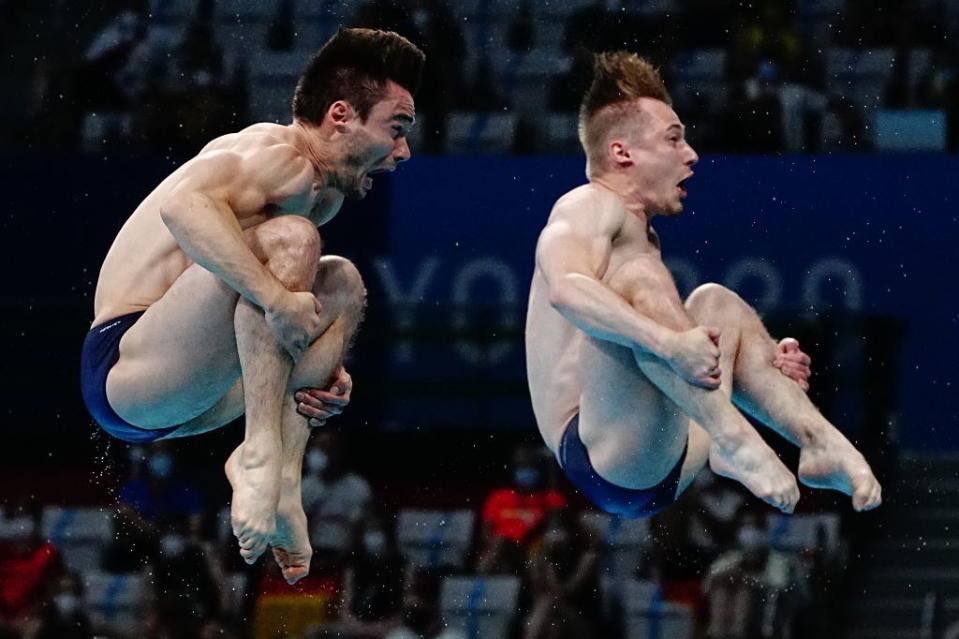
[80,312,179,444]
[558,414,687,518]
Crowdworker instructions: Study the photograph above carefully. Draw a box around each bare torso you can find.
[92,123,344,326]
[525,183,667,452]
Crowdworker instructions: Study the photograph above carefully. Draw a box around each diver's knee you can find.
[253,217,322,289]
[315,256,366,311]
[685,282,746,319]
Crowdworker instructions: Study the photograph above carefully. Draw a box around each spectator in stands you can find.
[646,478,715,611]
[152,520,224,631]
[0,502,60,638]
[266,0,295,52]
[792,518,843,639]
[75,3,148,113]
[372,568,466,639]
[562,1,629,57]
[712,59,786,153]
[523,506,601,639]
[687,470,748,563]
[818,94,868,152]
[132,11,241,152]
[104,442,204,571]
[302,425,374,570]
[117,442,205,527]
[477,444,566,574]
[351,0,464,153]
[552,0,678,113]
[334,512,406,637]
[917,44,959,150]
[703,513,807,639]
[727,3,803,86]
[29,571,93,639]
[837,0,938,48]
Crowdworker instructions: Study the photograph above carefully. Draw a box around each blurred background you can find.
[1,0,958,638]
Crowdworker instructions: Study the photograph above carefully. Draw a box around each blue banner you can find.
[3,152,956,451]
[363,154,959,450]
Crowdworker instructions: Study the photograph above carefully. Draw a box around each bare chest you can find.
[602,226,663,281]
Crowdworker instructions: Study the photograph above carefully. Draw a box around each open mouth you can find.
[363,168,387,189]
[677,176,691,197]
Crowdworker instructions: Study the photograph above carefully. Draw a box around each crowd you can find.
[1,422,850,639]
[2,0,957,154]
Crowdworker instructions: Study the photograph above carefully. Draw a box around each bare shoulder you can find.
[197,123,293,154]
[550,184,599,219]
[195,126,312,200]
[546,184,625,236]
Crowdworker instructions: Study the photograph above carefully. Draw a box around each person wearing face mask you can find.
[117,443,203,527]
[31,572,93,639]
[703,514,807,639]
[477,445,567,574]
[301,427,373,571]
[116,442,204,527]
[328,514,406,637]
[524,508,602,639]
[103,442,203,571]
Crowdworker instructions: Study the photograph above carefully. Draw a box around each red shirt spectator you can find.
[476,445,568,575]
[482,488,567,543]
[0,540,60,620]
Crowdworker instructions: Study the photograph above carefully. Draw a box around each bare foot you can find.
[271,483,312,585]
[225,444,280,564]
[709,428,801,513]
[798,429,882,512]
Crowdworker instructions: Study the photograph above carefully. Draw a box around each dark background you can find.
[2,1,958,637]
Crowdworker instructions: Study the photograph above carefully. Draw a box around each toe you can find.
[853,482,876,511]
[282,564,309,585]
[240,538,268,563]
[853,492,868,512]
[867,483,882,510]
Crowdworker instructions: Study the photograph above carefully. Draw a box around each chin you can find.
[342,182,367,200]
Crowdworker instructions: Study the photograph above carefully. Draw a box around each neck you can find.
[591,172,652,225]
[290,120,338,189]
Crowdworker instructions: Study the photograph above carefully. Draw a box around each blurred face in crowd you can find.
[737,514,770,568]
[306,429,346,476]
[52,573,83,618]
[511,446,544,492]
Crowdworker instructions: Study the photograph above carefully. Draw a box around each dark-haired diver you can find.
[525,52,881,518]
[81,29,425,582]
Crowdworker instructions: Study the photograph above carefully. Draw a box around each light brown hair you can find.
[578,52,672,176]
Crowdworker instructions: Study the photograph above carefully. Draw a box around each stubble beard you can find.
[332,136,371,200]
[329,155,366,200]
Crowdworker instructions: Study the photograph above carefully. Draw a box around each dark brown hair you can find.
[578,52,672,174]
[293,28,425,124]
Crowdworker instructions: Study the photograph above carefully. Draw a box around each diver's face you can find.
[338,81,415,199]
[622,98,699,216]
